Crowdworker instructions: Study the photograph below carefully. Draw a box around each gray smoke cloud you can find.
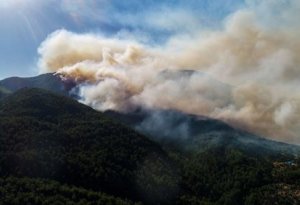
[38,0,300,144]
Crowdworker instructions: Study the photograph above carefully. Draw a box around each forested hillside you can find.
[0,88,299,205]
[0,88,178,205]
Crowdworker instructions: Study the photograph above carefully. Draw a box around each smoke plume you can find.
[38,1,300,144]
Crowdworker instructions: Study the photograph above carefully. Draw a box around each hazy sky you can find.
[0,0,245,79]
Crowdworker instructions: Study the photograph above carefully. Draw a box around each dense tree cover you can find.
[168,148,299,205]
[0,88,178,205]
[177,149,272,205]
[0,86,10,99]
[0,92,4,99]
[0,88,299,205]
[244,184,300,205]
[0,177,136,205]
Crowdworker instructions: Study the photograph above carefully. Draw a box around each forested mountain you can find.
[0,88,178,205]
[0,88,299,205]
[0,73,76,97]
[104,109,300,204]
[1,0,299,203]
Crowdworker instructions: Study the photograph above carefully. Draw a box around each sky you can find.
[0,0,245,79]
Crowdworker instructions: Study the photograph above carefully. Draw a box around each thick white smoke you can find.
[38,1,300,144]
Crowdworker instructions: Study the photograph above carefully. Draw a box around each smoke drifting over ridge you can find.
[38,1,300,144]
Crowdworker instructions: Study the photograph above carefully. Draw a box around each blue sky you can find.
[0,0,245,79]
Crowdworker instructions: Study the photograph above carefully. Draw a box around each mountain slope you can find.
[1,76,299,204]
[0,88,299,205]
[104,109,300,158]
[0,73,76,96]
[0,86,11,99]
[4,72,298,158]
[103,108,300,203]
[0,88,178,205]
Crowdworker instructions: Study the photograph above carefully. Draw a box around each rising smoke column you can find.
[38,0,300,144]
